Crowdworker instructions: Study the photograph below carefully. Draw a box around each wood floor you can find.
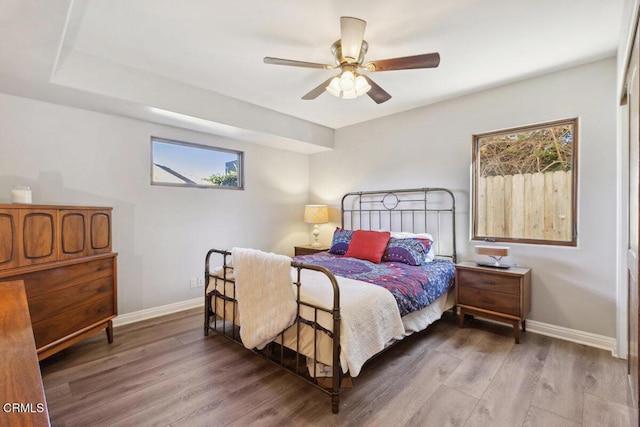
[40,308,633,427]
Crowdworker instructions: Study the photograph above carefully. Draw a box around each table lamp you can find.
[475,245,510,268]
[304,205,329,247]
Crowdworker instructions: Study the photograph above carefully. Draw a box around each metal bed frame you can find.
[204,187,456,414]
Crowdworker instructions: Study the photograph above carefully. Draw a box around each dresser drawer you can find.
[457,269,521,295]
[28,276,114,324]
[22,257,114,297]
[458,286,520,316]
[32,295,115,348]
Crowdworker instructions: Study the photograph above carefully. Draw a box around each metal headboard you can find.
[341,187,457,262]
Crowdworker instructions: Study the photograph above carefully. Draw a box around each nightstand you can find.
[455,261,531,343]
[294,245,330,256]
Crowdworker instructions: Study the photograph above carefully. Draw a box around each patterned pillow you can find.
[382,237,430,266]
[388,231,435,263]
[415,238,434,262]
[328,228,354,255]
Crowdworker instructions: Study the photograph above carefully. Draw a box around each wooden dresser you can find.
[0,204,117,360]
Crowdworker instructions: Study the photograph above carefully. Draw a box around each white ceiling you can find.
[0,0,625,144]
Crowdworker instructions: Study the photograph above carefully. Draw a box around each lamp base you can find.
[311,225,321,247]
[475,261,511,269]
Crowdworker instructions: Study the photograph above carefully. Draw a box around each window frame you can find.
[150,136,244,190]
[471,118,578,247]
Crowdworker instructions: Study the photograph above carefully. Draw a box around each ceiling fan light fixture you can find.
[339,71,356,91]
[355,75,371,96]
[326,71,370,99]
[340,17,366,62]
[342,89,358,99]
[326,77,341,97]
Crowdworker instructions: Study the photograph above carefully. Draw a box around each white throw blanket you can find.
[295,268,405,376]
[232,247,296,350]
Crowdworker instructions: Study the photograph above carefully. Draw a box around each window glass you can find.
[472,118,577,245]
[151,137,243,189]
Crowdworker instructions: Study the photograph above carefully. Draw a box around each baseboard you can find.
[112,298,618,357]
[113,297,204,327]
[526,319,618,357]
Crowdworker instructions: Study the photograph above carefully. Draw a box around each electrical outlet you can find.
[198,277,205,287]
[190,277,197,288]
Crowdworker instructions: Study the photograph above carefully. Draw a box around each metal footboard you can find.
[204,248,343,413]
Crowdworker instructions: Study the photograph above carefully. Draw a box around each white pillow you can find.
[387,231,435,262]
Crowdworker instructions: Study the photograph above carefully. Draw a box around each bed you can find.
[204,187,457,413]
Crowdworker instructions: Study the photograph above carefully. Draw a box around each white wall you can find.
[310,58,618,338]
[0,93,310,314]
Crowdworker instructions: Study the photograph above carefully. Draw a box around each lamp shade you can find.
[304,205,329,224]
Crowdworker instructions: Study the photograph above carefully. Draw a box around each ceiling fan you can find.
[263,16,440,104]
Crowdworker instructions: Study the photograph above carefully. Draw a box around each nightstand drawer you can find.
[457,269,520,295]
[458,287,520,316]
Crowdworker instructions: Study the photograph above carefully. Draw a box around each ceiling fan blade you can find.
[362,76,391,104]
[340,17,366,62]
[264,57,332,69]
[301,76,336,100]
[367,52,440,71]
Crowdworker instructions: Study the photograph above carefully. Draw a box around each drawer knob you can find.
[480,279,495,285]
[480,297,494,304]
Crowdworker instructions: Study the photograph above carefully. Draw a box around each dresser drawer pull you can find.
[479,279,496,285]
[479,297,494,304]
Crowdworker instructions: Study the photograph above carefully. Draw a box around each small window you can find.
[472,118,578,246]
[151,137,243,189]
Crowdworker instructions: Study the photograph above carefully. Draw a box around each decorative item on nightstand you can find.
[475,245,510,268]
[304,204,329,247]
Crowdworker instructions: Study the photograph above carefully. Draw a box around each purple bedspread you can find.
[293,252,455,316]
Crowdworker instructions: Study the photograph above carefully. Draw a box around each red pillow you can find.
[344,230,391,264]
